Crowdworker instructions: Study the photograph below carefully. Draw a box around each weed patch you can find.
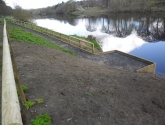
[37,98,44,104]
[24,101,35,109]
[86,92,92,96]
[30,114,52,125]
[17,85,28,96]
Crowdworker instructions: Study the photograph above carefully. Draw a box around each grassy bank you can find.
[71,35,102,51]
[7,25,76,56]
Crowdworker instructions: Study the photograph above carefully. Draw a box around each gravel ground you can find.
[11,24,149,71]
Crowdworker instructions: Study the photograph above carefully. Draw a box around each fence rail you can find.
[11,19,156,74]
[2,19,23,125]
[11,19,95,53]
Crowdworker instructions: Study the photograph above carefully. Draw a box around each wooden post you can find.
[92,44,94,53]
[68,36,71,44]
[79,40,82,48]
[2,19,23,125]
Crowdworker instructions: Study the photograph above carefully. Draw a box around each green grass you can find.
[100,91,108,95]
[24,101,35,109]
[37,98,44,104]
[0,18,4,23]
[30,114,52,125]
[71,35,102,51]
[0,17,12,23]
[17,85,28,96]
[7,25,76,56]
[86,92,92,96]
[22,85,28,92]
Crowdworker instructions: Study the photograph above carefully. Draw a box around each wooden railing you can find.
[2,19,23,125]
[11,19,95,54]
[11,19,156,74]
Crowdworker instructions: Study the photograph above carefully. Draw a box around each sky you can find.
[4,0,77,9]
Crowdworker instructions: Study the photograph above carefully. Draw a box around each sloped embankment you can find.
[10,40,165,125]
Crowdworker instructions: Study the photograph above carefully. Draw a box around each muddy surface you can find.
[1,23,165,125]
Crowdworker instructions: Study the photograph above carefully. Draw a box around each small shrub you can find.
[30,114,52,125]
[24,101,35,109]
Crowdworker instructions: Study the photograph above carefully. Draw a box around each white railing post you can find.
[2,19,23,125]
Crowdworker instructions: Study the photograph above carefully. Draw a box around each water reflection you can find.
[85,14,165,42]
[97,31,146,52]
[36,13,165,53]
[35,13,165,42]
[35,13,165,74]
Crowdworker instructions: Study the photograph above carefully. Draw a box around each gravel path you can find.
[11,24,149,71]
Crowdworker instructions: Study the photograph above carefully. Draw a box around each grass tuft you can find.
[24,101,35,109]
[30,114,52,125]
[37,98,44,104]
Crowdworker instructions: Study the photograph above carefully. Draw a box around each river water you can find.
[34,13,165,75]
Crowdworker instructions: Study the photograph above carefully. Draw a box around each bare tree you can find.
[13,5,31,21]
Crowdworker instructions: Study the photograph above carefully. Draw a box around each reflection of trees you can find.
[101,14,165,42]
[101,18,106,31]
[33,14,78,26]
[85,18,96,32]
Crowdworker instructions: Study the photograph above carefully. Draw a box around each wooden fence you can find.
[11,19,95,53]
[11,19,156,74]
[2,19,23,125]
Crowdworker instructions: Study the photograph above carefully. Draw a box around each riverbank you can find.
[10,24,150,72]
[72,7,107,17]
[71,7,165,17]
[11,40,165,125]
[1,23,165,124]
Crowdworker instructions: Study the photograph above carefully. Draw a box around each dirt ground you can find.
[11,41,165,125]
[1,24,165,125]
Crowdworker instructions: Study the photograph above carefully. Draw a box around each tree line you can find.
[0,0,31,21]
[1,0,165,21]
[29,0,165,16]
[0,0,12,16]
[29,0,76,16]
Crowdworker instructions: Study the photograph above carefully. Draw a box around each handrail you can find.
[10,19,156,74]
[11,19,95,54]
[2,19,23,125]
